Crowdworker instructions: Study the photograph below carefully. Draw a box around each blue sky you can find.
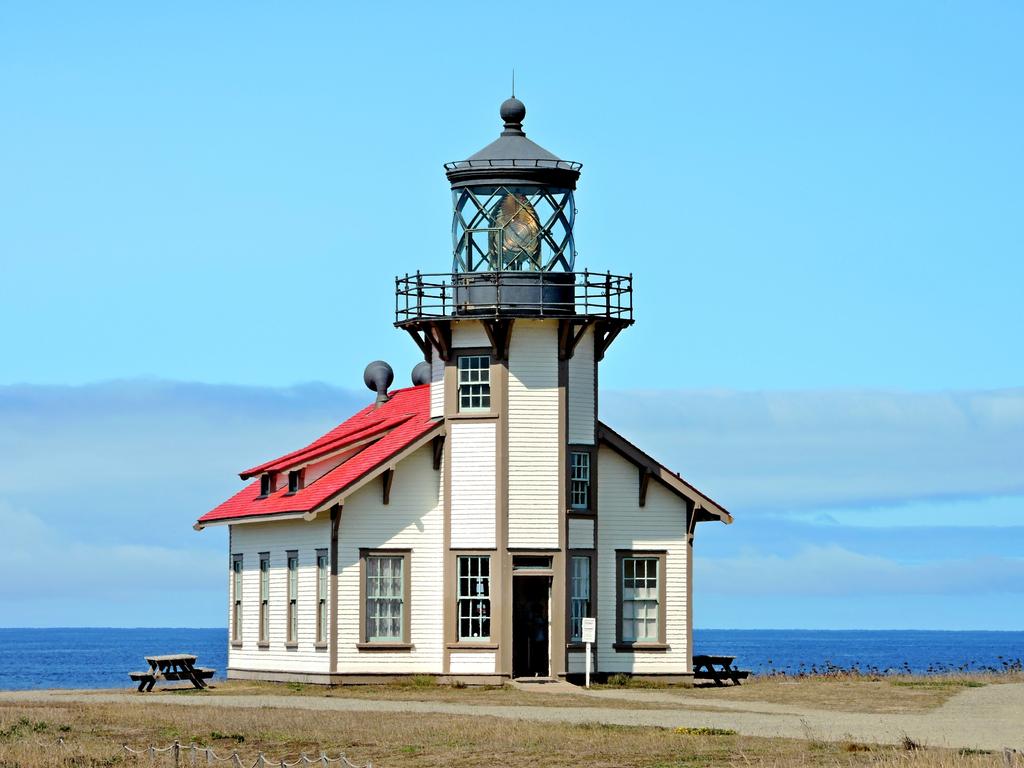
[0,2,1021,629]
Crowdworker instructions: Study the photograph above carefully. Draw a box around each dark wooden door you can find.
[512,576,549,678]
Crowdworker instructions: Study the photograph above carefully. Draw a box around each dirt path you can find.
[2,683,1022,752]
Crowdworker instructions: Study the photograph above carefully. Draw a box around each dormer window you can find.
[288,469,304,494]
[259,473,272,497]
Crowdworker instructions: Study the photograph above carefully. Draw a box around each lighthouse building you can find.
[196,98,732,684]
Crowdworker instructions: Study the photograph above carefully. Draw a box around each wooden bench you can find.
[693,654,750,686]
[129,670,157,692]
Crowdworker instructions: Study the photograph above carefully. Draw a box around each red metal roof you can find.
[196,385,439,526]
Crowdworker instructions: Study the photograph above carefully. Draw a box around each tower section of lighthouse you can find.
[395,97,632,679]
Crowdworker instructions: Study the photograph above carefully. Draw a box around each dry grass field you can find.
[658,672,1024,714]
[0,697,1013,768]
[142,671,1024,716]
[164,677,674,710]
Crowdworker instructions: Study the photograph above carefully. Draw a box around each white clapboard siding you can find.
[335,444,444,673]
[449,421,497,548]
[596,447,690,673]
[507,321,560,548]
[451,321,490,348]
[567,326,595,444]
[449,651,496,675]
[430,355,444,419]
[568,517,595,550]
[228,517,332,674]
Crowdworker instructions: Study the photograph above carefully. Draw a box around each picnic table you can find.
[692,654,750,686]
[129,654,214,692]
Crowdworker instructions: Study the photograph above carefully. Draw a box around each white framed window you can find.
[231,553,243,644]
[458,355,491,411]
[569,555,591,642]
[258,552,270,645]
[365,554,406,643]
[621,556,659,643]
[286,551,298,645]
[457,555,491,640]
[316,549,328,645]
[570,452,591,509]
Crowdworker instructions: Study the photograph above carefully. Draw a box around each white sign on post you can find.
[581,617,596,644]
[581,617,596,688]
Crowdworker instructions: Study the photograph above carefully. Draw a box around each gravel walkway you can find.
[2,683,1022,752]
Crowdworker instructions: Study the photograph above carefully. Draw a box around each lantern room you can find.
[394,95,633,348]
[445,96,580,274]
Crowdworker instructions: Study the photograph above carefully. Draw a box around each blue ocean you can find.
[0,628,1021,690]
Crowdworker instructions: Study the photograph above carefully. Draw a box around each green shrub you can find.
[606,673,631,687]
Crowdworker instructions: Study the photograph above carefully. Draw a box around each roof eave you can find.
[194,509,313,531]
[596,421,733,525]
[195,420,445,531]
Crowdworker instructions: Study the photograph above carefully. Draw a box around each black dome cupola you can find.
[445,97,581,191]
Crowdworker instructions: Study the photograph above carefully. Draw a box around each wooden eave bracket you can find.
[594,321,625,362]
[638,468,651,508]
[431,433,445,471]
[403,322,452,362]
[402,327,432,362]
[687,501,698,543]
[558,319,595,361]
[428,322,452,361]
[481,319,514,361]
[381,468,394,505]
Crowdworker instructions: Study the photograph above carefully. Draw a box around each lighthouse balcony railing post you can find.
[394,271,633,325]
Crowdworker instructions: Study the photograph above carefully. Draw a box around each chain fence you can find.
[121,740,371,768]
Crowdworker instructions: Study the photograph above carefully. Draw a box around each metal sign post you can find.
[581,617,596,688]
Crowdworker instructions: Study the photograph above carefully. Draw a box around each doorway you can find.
[512,575,550,678]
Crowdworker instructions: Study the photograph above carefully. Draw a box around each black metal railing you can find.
[444,158,583,171]
[395,271,633,325]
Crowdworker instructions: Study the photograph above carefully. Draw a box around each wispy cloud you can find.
[0,501,220,598]
[601,388,1024,512]
[698,545,1024,597]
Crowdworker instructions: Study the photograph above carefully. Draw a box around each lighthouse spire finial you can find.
[512,68,515,99]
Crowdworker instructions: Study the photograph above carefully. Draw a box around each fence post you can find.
[149,746,156,764]
[256,752,265,768]
[174,740,181,768]
[320,752,328,767]
[190,743,197,767]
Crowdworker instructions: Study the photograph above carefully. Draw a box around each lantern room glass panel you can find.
[452,185,576,273]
